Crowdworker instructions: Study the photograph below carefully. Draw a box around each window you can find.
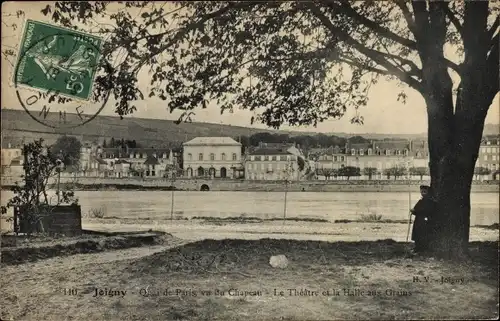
[152,171,155,176]
[396,150,401,155]
[334,156,338,162]
[251,156,255,161]
[368,148,373,155]
[351,149,355,155]
[199,153,203,161]
[255,156,261,161]
[163,153,167,159]
[232,153,237,161]
[264,156,269,161]
[359,149,364,156]
[404,149,409,156]
[484,155,488,161]
[188,153,192,161]
[341,156,345,161]
[221,153,226,160]
[385,150,390,156]
[280,155,287,161]
[210,153,215,161]
[248,164,252,170]
[272,156,277,161]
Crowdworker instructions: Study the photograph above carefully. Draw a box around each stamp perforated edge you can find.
[11,18,106,104]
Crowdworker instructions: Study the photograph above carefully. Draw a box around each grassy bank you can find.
[0,239,497,320]
[0,231,171,266]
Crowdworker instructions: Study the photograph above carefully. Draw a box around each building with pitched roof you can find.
[245,143,301,181]
[183,137,243,178]
[307,145,347,170]
[477,135,500,180]
[345,140,415,179]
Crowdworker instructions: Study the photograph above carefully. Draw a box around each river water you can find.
[2,191,498,226]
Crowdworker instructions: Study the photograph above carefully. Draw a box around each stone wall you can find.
[45,177,500,193]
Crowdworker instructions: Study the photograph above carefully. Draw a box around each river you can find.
[1,191,498,226]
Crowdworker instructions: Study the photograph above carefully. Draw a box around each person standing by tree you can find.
[411,185,438,254]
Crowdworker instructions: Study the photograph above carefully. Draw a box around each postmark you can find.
[13,19,113,129]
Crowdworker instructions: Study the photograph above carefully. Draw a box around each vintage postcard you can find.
[1,1,499,321]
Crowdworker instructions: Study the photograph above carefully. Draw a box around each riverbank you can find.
[81,218,500,243]
[3,178,498,192]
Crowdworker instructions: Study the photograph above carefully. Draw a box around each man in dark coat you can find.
[411,185,437,253]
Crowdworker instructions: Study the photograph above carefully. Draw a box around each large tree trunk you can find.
[412,1,496,259]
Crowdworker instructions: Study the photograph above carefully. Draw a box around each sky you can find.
[1,1,499,135]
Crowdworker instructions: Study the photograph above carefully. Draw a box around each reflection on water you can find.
[2,191,498,226]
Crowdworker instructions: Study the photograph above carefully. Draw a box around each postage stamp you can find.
[13,19,112,128]
[14,19,103,100]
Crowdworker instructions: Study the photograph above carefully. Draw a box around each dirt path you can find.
[1,237,191,273]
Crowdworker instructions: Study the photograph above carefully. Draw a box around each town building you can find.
[183,137,243,178]
[477,135,500,180]
[245,143,301,181]
[1,142,23,184]
[345,140,414,179]
[100,146,178,178]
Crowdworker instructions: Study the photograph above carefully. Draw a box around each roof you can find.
[307,146,345,156]
[248,148,293,156]
[115,160,131,165]
[143,155,160,165]
[183,137,241,146]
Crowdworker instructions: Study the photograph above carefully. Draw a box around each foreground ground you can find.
[1,237,498,321]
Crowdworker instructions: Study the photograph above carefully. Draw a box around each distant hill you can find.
[1,108,498,147]
[0,109,303,147]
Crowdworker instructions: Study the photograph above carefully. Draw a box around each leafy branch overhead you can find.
[38,1,498,128]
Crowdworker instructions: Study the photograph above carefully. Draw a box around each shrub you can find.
[360,213,383,222]
[89,207,105,218]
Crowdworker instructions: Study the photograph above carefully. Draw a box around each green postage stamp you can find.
[14,19,104,101]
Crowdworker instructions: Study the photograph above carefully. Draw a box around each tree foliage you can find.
[50,135,82,168]
[384,166,408,180]
[363,167,378,179]
[338,166,361,180]
[474,166,491,176]
[409,166,429,180]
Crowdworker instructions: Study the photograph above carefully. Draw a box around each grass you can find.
[0,239,497,320]
[191,216,330,223]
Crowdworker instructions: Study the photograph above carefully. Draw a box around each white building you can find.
[245,143,301,181]
[183,137,243,178]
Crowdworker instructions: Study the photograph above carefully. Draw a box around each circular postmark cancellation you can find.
[13,19,113,129]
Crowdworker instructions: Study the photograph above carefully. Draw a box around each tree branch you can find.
[307,3,423,92]
[395,0,418,37]
[443,5,463,36]
[486,15,499,43]
[132,2,256,74]
[327,1,417,50]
